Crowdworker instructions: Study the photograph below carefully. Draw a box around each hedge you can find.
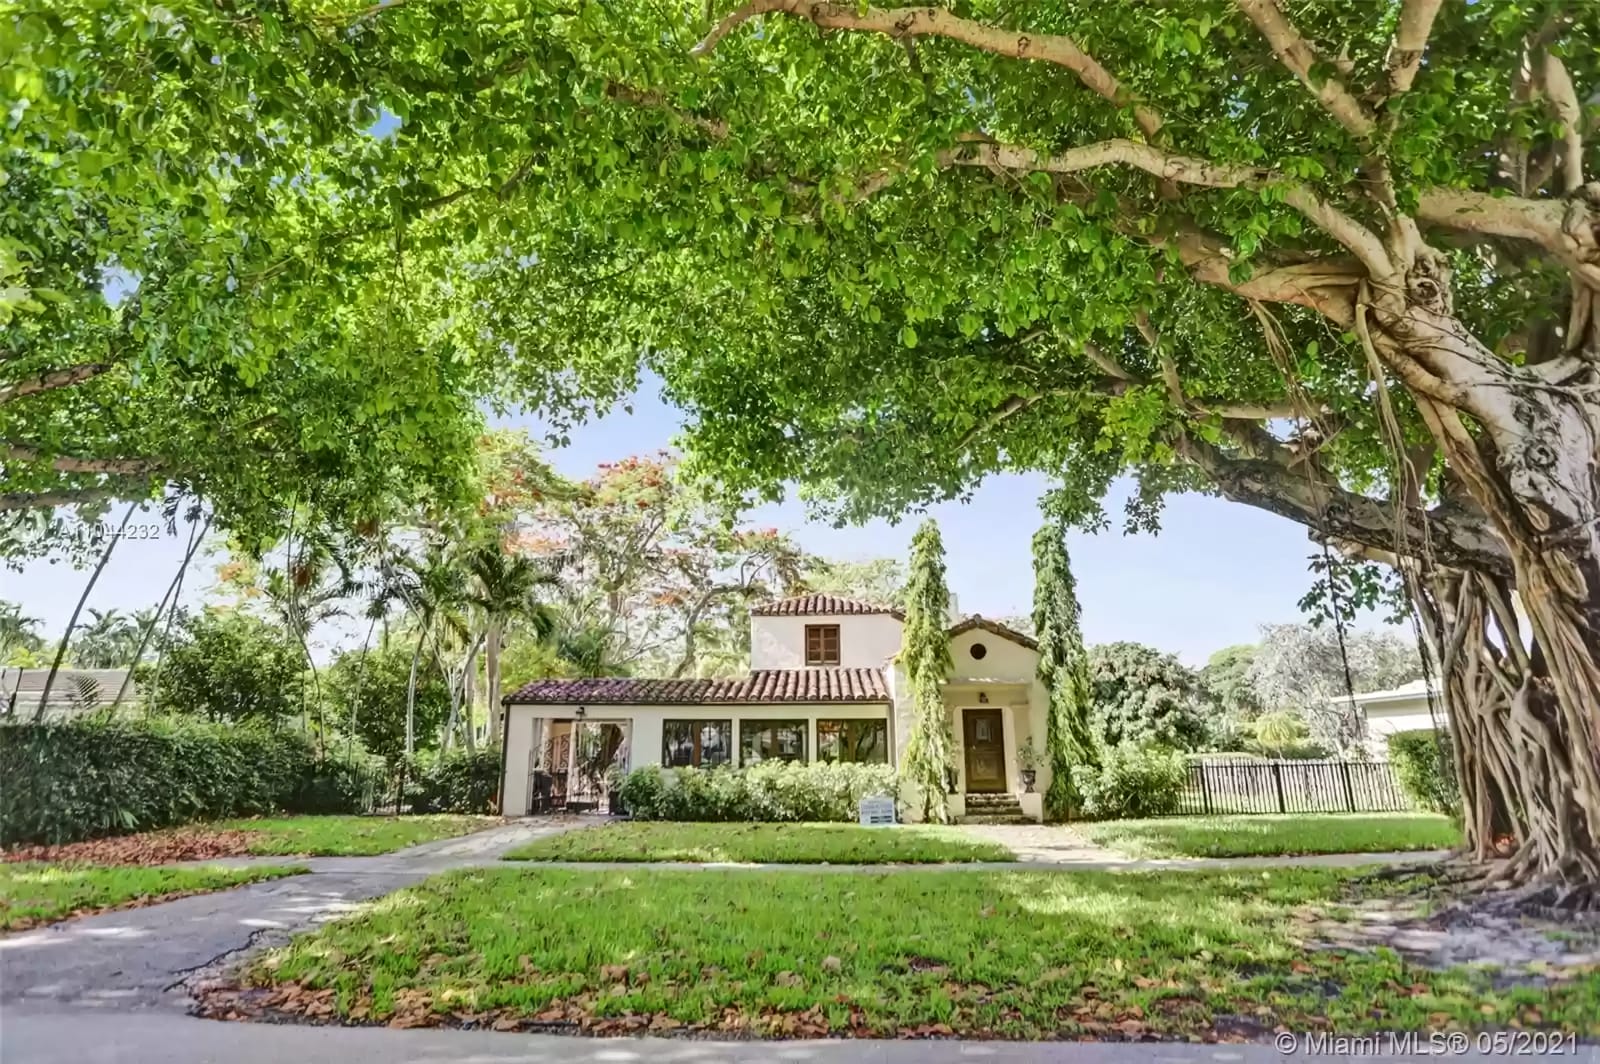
[408,748,502,815]
[1070,744,1188,820]
[0,718,375,846]
[1387,728,1459,815]
[618,761,898,822]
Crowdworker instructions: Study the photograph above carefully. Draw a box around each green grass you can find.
[0,862,304,931]
[239,866,1597,1038]
[503,821,1014,864]
[1076,813,1461,859]
[218,815,498,856]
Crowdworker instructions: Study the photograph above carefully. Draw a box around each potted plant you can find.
[1018,738,1040,793]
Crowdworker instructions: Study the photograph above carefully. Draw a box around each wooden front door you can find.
[962,708,1006,793]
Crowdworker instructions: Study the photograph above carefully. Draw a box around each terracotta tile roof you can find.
[503,668,890,705]
[750,593,905,619]
[947,615,1039,651]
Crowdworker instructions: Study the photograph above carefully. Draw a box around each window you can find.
[817,719,889,764]
[805,624,840,666]
[740,719,808,764]
[969,642,988,660]
[662,719,731,768]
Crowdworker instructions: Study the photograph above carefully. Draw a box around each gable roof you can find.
[946,615,1038,651]
[751,593,905,619]
[504,667,890,706]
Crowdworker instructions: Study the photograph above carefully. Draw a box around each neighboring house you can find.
[0,668,135,719]
[499,593,1050,822]
[1341,679,1448,755]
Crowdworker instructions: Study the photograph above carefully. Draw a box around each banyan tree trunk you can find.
[1409,563,1600,907]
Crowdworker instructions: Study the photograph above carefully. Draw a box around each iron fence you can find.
[1173,758,1413,816]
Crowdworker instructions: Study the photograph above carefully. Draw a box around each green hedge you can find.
[0,718,372,846]
[1071,745,1188,820]
[618,762,898,822]
[408,748,502,815]
[1387,729,1459,815]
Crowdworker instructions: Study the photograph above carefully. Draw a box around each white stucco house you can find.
[498,593,1050,822]
[1341,679,1448,755]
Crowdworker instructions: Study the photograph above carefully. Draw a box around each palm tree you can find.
[0,602,43,663]
[465,542,559,744]
[73,608,137,668]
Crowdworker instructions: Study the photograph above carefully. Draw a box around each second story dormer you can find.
[749,594,905,670]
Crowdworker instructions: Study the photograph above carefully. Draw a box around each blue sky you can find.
[3,379,1392,667]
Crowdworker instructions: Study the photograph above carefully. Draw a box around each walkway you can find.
[0,818,579,1013]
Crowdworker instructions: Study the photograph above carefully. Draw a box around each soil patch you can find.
[3,829,260,866]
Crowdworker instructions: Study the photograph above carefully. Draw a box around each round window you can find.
[970,642,988,660]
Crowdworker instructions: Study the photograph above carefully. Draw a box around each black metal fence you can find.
[1174,758,1413,816]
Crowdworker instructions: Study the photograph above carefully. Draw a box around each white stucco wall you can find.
[501,701,892,815]
[1362,696,1441,754]
[749,613,903,670]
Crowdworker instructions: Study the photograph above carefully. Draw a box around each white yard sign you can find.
[858,794,896,826]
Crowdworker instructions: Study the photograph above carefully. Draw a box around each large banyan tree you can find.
[12,1,1600,898]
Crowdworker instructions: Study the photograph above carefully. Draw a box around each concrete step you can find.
[956,814,1032,825]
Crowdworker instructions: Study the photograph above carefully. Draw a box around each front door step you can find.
[958,792,1029,824]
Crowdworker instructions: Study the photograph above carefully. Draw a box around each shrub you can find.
[1071,745,1188,820]
[618,761,899,822]
[0,717,374,846]
[408,747,502,814]
[1387,729,1458,815]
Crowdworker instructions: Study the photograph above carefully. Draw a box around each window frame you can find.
[739,718,810,764]
[804,623,841,666]
[816,718,890,764]
[661,718,733,768]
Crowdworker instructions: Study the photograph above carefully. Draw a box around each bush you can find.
[618,761,899,822]
[0,717,374,846]
[408,747,502,814]
[1071,745,1188,820]
[1387,729,1458,815]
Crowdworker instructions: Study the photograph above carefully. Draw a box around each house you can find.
[498,593,1050,821]
[1,668,136,719]
[1340,679,1448,756]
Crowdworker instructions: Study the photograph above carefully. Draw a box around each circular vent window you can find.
[970,642,988,660]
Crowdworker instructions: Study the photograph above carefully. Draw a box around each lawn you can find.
[503,822,1014,864]
[218,815,498,857]
[0,862,304,932]
[226,866,1597,1039]
[1075,813,1461,859]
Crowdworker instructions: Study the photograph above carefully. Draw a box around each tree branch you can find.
[1236,0,1375,140]
[1382,0,1443,100]
[605,82,730,140]
[1415,188,1600,286]
[0,485,135,512]
[694,1,1162,139]
[1176,432,1513,577]
[939,139,1394,276]
[1539,49,1585,194]
[0,364,114,404]
[1,443,164,477]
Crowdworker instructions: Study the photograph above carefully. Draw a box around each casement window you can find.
[661,719,732,768]
[804,624,840,666]
[740,719,808,764]
[817,718,889,764]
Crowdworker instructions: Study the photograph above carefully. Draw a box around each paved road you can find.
[8,1008,1584,1064]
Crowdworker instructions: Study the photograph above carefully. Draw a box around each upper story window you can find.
[804,624,840,666]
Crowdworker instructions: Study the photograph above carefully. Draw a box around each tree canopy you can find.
[12,0,1600,888]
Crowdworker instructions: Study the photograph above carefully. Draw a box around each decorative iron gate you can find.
[529,721,629,814]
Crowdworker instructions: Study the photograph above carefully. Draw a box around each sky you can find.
[1,378,1397,668]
